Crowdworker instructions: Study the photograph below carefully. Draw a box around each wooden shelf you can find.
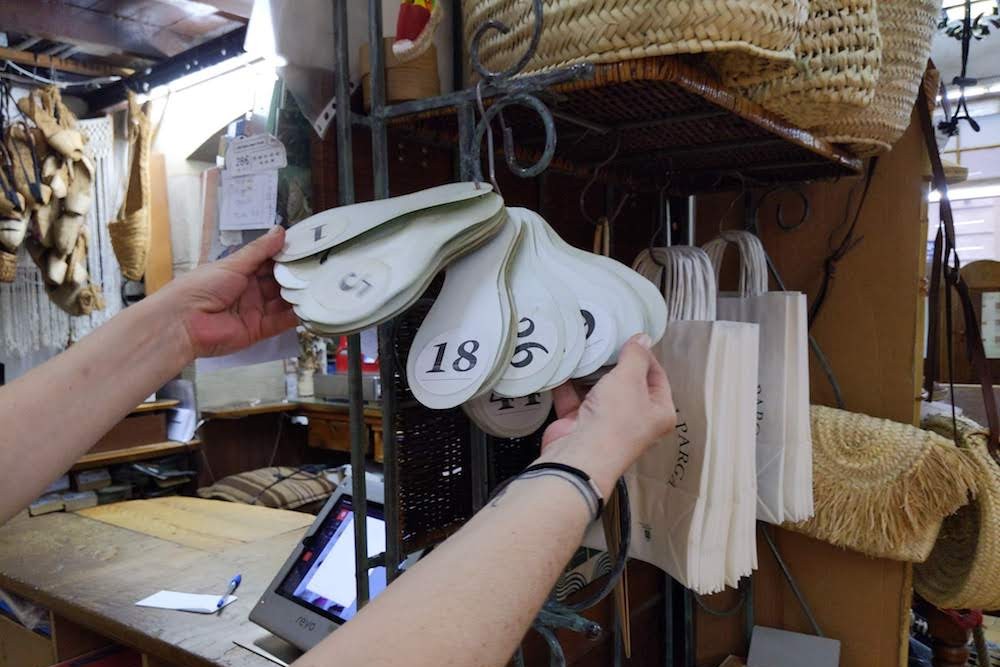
[72,440,202,471]
[390,56,864,192]
[130,399,179,415]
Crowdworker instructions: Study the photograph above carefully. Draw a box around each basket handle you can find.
[919,73,1000,465]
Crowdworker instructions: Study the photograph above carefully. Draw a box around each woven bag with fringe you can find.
[462,0,807,85]
[0,248,15,283]
[915,414,1000,610]
[744,0,882,129]
[108,92,151,282]
[814,0,941,155]
[787,406,978,562]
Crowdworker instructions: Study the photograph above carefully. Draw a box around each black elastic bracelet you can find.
[521,462,604,518]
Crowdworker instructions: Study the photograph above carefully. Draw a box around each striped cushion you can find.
[197,467,335,511]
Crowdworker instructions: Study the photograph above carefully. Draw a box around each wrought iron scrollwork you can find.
[468,0,559,186]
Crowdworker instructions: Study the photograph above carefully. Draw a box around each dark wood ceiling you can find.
[0,0,251,76]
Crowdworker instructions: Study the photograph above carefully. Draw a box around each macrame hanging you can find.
[0,115,123,355]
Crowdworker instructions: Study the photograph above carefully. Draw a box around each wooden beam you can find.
[0,0,190,59]
[0,45,134,77]
[193,0,254,20]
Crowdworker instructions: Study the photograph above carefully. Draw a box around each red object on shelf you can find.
[334,336,379,374]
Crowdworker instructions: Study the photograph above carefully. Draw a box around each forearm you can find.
[0,294,190,521]
[296,473,593,667]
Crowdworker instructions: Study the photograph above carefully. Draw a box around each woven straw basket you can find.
[815,0,940,155]
[109,92,151,282]
[462,0,808,85]
[745,0,882,129]
[0,248,15,283]
[916,415,1000,610]
[789,406,978,562]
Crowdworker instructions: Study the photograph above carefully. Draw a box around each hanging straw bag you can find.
[912,72,1000,607]
[814,0,941,155]
[108,92,152,282]
[791,406,977,562]
[462,0,807,85]
[915,415,1000,607]
[745,0,882,129]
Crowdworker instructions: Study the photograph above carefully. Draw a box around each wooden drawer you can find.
[306,415,383,462]
[0,613,53,667]
[89,414,167,455]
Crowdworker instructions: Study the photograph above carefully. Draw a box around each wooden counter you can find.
[0,498,312,667]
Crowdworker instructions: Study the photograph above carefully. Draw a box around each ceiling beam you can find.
[0,0,193,60]
[194,0,254,20]
[0,45,134,77]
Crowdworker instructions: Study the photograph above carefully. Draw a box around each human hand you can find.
[537,334,676,496]
[154,226,298,360]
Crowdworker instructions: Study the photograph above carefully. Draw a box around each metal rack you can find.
[336,1,841,664]
[336,0,600,623]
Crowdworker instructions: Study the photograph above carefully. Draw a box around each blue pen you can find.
[217,574,242,610]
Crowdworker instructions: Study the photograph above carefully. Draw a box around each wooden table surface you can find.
[0,498,313,667]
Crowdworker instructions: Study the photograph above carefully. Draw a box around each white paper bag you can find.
[584,247,761,593]
[704,232,814,525]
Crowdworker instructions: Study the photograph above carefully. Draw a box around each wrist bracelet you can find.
[519,463,605,520]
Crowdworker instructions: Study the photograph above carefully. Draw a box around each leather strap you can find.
[918,77,1000,463]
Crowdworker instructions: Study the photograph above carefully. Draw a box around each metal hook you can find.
[470,0,544,81]
[756,184,811,232]
[475,80,501,196]
[717,171,749,234]
[579,133,625,227]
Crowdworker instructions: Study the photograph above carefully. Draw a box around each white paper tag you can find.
[578,300,616,370]
[225,134,288,176]
[504,314,559,381]
[412,328,490,395]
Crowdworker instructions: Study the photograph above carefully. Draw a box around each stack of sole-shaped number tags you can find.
[274,186,666,438]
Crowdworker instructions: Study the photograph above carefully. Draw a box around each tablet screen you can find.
[276,495,387,624]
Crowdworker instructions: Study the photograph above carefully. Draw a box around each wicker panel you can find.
[394,57,862,191]
[390,299,475,552]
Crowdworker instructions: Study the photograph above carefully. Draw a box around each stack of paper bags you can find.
[704,231,813,523]
[588,246,759,594]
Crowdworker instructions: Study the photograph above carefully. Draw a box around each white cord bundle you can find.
[702,230,768,297]
[633,246,717,322]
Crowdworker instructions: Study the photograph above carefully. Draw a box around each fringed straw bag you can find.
[788,406,978,562]
[745,0,882,129]
[814,0,941,155]
[462,0,807,85]
[915,415,1000,609]
[108,92,151,282]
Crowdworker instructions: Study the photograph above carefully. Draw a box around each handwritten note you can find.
[220,170,279,231]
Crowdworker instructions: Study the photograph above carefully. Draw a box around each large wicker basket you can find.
[916,415,1000,610]
[744,0,882,129]
[815,0,941,155]
[462,0,808,85]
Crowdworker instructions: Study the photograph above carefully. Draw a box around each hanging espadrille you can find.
[462,0,807,85]
[745,0,882,130]
[788,406,978,563]
[814,0,941,155]
[108,92,152,282]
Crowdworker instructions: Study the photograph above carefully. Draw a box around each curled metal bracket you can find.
[472,92,557,182]
[470,0,544,81]
[756,184,811,232]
